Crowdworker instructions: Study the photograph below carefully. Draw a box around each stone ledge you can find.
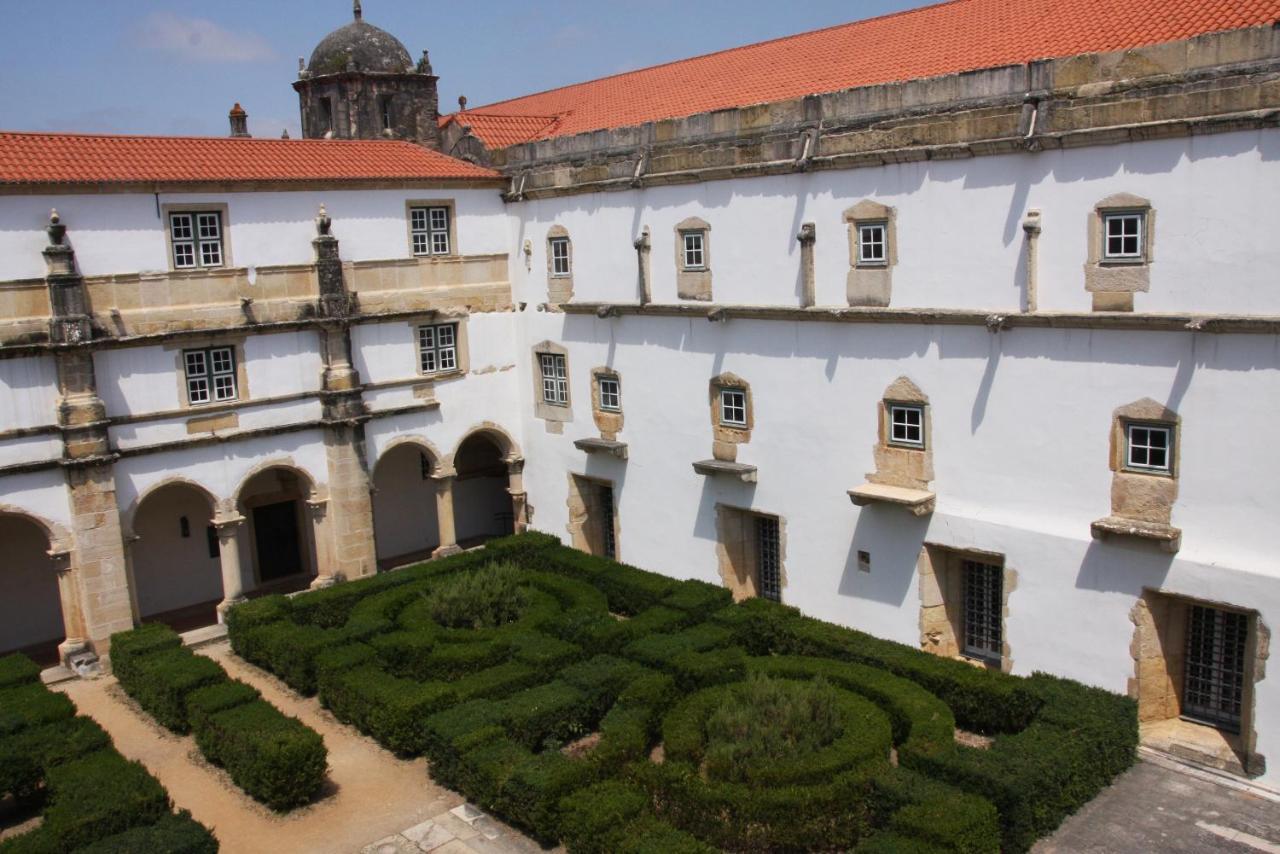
[573,437,629,460]
[848,483,936,516]
[1091,516,1182,553]
[692,459,757,483]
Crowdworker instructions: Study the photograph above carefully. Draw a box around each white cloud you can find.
[132,12,276,64]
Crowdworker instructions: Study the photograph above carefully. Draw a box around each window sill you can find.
[574,437,628,460]
[848,482,935,516]
[692,459,757,484]
[1090,515,1182,553]
[416,369,464,383]
[1099,259,1148,267]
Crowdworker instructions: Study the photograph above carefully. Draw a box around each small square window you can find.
[889,404,925,448]
[1126,423,1172,473]
[550,237,571,277]
[858,222,888,266]
[410,205,451,256]
[682,231,706,270]
[598,376,621,412]
[417,322,458,374]
[539,353,568,406]
[1103,212,1144,261]
[720,388,747,427]
[183,346,237,406]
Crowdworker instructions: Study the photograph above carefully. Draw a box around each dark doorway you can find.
[253,500,303,581]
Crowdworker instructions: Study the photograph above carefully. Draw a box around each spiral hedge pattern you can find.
[226,532,1137,853]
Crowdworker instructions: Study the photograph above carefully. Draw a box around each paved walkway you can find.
[56,641,549,854]
[1035,754,1280,853]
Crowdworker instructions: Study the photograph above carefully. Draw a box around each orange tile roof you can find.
[0,132,500,187]
[457,0,1280,148]
[443,113,563,149]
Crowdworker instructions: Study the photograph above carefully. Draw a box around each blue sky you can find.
[3,1,924,139]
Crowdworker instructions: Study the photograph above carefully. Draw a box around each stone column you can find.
[1021,209,1042,313]
[634,227,652,305]
[50,548,89,663]
[313,206,378,582]
[506,457,528,533]
[214,515,247,622]
[433,468,461,557]
[797,223,816,308]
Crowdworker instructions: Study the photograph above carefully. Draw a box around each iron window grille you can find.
[184,346,237,405]
[889,404,925,448]
[962,559,1003,662]
[600,485,616,560]
[1103,212,1144,261]
[1126,423,1172,473]
[540,353,568,405]
[1183,604,1248,732]
[410,206,451,256]
[756,515,782,603]
[858,222,888,266]
[598,376,621,412]
[720,388,747,427]
[417,323,458,374]
[550,237,571,276]
[170,212,224,270]
[682,231,706,270]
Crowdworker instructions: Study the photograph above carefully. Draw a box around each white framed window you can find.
[889,404,924,448]
[539,353,568,406]
[184,346,237,405]
[417,322,458,374]
[598,375,621,412]
[682,230,706,270]
[857,221,888,266]
[1103,212,1144,261]
[550,237,571,277]
[1126,423,1172,473]
[410,206,451,256]
[720,388,747,427]
[170,212,224,270]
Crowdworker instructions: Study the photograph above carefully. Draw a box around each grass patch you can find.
[425,561,528,629]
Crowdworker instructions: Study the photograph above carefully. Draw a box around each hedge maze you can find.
[0,654,216,854]
[227,532,1137,853]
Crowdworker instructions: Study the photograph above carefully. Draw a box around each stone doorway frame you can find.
[566,473,619,560]
[714,503,786,603]
[917,543,1016,673]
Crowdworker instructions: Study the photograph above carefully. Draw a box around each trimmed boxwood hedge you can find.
[76,810,218,854]
[0,653,41,690]
[222,532,1135,853]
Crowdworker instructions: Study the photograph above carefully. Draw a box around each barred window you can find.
[720,388,747,427]
[410,206,451,256]
[1183,605,1248,732]
[1103,212,1144,261]
[682,230,706,270]
[539,353,568,406]
[184,346,237,405]
[1126,423,1172,473]
[550,237,571,276]
[417,323,458,374]
[889,404,924,448]
[170,212,224,270]
[756,515,781,603]
[858,222,888,266]
[598,376,621,412]
[962,559,1003,662]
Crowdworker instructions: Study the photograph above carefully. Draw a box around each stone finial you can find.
[297,56,306,78]
[47,209,66,246]
[281,128,291,139]
[797,222,816,245]
[458,95,468,111]
[316,204,332,237]
[228,103,250,138]
[417,49,433,75]
[353,0,362,21]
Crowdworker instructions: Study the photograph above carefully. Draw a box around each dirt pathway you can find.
[56,641,546,854]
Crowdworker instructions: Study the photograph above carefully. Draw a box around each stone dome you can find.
[307,14,413,76]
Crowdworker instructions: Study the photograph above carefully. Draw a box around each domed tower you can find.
[294,1,441,148]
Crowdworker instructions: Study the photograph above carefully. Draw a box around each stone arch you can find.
[372,436,444,567]
[452,429,518,545]
[0,507,71,664]
[120,476,219,539]
[450,422,523,467]
[128,479,222,629]
[232,458,322,507]
[234,461,322,592]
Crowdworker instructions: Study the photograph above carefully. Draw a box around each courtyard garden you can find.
[215,531,1138,853]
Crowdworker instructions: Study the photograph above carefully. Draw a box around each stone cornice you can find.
[563,302,1280,335]
[495,26,1280,200]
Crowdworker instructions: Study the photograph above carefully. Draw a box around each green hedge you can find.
[75,810,218,854]
[115,646,225,733]
[197,699,327,811]
[319,665,454,755]
[0,682,75,737]
[0,715,111,800]
[0,653,41,689]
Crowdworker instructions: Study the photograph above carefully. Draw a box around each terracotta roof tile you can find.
[0,132,500,187]
[444,113,563,149]
[456,0,1280,147]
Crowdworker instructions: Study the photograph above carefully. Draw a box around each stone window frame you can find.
[1085,193,1156,312]
[856,220,890,268]
[709,372,752,461]
[589,367,624,440]
[566,472,620,560]
[868,377,933,491]
[404,199,458,258]
[843,200,897,307]
[405,314,470,380]
[161,202,233,274]
[164,335,251,412]
[674,216,713,301]
[1110,399,1180,481]
[531,340,572,424]
[546,224,574,304]
[182,345,239,407]
[887,402,926,449]
[1124,421,1175,476]
[918,544,1017,674]
[715,503,787,604]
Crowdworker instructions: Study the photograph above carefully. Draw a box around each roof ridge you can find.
[467,0,975,114]
[0,129,424,147]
